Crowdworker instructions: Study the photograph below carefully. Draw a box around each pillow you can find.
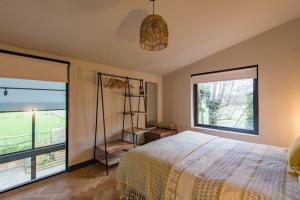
[288,136,300,170]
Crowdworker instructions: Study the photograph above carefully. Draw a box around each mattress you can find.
[117,131,300,200]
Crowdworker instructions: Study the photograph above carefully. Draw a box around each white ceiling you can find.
[0,0,299,75]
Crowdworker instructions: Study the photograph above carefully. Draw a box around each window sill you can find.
[191,126,259,138]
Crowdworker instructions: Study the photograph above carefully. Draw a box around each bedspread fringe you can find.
[117,182,146,200]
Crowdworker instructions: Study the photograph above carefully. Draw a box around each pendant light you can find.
[140,0,168,51]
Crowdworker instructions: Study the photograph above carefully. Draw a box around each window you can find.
[192,66,258,134]
[0,77,67,192]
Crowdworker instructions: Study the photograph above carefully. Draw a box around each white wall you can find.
[0,44,162,166]
[163,18,300,148]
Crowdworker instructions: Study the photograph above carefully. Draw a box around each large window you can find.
[0,77,67,192]
[192,66,258,134]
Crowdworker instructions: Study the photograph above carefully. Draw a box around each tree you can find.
[197,80,253,129]
[199,82,225,125]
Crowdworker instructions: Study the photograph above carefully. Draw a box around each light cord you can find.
[152,0,155,14]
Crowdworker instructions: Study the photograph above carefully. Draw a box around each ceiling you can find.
[0,0,299,75]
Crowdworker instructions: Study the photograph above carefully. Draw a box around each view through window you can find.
[0,77,66,192]
[193,67,258,134]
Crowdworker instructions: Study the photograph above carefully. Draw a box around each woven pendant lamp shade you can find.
[140,1,168,51]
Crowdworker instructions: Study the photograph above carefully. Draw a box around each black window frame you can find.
[192,65,259,135]
[0,49,70,194]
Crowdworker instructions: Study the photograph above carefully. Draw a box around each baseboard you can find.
[67,159,96,172]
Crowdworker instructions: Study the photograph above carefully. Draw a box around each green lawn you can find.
[0,110,66,154]
[0,112,32,137]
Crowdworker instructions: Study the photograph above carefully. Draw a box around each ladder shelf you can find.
[94,73,147,175]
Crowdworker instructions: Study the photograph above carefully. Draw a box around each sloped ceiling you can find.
[0,0,299,75]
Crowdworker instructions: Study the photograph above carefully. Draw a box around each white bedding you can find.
[117,131,300,200]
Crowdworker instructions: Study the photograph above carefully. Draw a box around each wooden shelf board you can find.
[124,127,147,135]
[124,111,148,115]
[96,139,134,154]
[96,151,126,166]
[147,126,157,130]
[124,94,147,97]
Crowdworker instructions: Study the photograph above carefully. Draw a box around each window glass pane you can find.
[35,110,66,148]
[0,89,66,112]
[0,158,31,192]
[0,77,67,192]
[0,112,32,155]
[0,77,66,112]
[196,79,254,130]
[36,150,65,179]
[0,77,66,90]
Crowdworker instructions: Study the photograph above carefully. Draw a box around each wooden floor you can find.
[0,164,120,200]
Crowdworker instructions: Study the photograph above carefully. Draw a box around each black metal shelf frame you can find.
[94,72,147,175]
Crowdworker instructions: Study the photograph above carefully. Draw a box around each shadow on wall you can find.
[116,9,149,42]
[35,0,120,13]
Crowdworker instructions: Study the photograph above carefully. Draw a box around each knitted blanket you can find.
[117,131,300,200]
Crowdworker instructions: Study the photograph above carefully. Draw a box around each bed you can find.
[117,131,300,200]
